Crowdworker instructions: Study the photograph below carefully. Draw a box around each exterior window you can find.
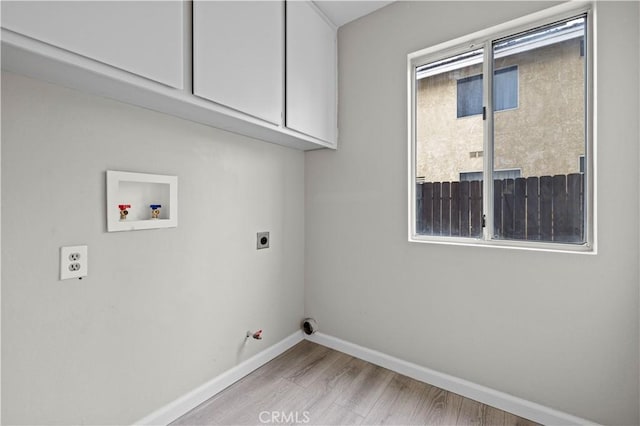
[457,66,518,118]
[457,74,483,117]
[494,66,518,111]
[410,10,592,250]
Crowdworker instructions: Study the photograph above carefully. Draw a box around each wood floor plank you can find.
[307,402,364,426]
[333,362,396,417]
[286,345,346,388]
[505,412,540,426]
[443,391,465,425]
[252,339,330,382]
[410,383,448,425]
[291,353,368,414]
[219,377,304,425]
[483,405,506,425]
[456,397,483,425]
[363,373,430,425]
[309,354,368,398]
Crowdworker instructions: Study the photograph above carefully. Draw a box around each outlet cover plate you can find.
[60,245,88,280]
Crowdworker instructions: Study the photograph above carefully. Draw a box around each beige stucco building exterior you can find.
[416,34,585,182]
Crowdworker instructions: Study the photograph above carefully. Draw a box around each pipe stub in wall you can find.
[302,318,318,335]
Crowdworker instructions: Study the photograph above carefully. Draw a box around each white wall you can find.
[1,71,305,424]
[305,2,639,425]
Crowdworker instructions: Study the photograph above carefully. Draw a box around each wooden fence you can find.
[416,173,584,242]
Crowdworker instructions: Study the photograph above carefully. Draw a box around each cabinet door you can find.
[286,1,337,144]
[1,1,184,89]
[193,1,284,126]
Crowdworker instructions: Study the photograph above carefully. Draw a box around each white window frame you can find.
[407,2,595,254]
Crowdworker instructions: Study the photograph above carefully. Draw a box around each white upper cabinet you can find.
[1,1,337,150]
[286,1,337,145]
[193,1,284,126]
[1,1,184,89]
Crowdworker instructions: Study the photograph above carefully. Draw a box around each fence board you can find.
[539,176,553,240]
[493,179,503,238]
[422,183,433,235]
[441,182,451,236]
[470,180,482,237]
[526,177,540,240]
[552,175,568,241]
[417,183,422,232]
[514,178,526,240]
[460,181,470,237]
[433,183,442,235]
[451,182,460,236]
[567,173,583,242]
[503,179,515,239]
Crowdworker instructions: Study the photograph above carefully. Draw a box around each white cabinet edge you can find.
[106,170,178,232]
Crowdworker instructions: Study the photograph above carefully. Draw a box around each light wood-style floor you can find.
[172,340,540,426]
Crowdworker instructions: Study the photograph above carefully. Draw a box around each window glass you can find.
[492,17,586,243]
[415,48,484,238]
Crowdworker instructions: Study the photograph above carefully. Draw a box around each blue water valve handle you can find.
[150,204,162,209]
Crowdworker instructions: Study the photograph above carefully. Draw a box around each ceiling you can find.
[313,1,394,27]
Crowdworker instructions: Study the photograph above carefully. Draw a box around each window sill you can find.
[409,234,596,254]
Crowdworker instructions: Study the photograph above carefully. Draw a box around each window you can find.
[494,66,518,111]
[457,66,518,118]
[457,74,483,117]
[409,7,592,251]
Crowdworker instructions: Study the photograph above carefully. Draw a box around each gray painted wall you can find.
[1,72,305,424]
[305,2,639,425]
[2,2,639,425]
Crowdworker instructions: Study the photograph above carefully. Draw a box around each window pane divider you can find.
[482,40,494,241]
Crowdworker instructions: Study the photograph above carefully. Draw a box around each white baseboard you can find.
[134,331,304,426]
[305,332,598,426]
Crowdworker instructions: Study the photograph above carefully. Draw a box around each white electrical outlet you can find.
[60,245,88,280]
